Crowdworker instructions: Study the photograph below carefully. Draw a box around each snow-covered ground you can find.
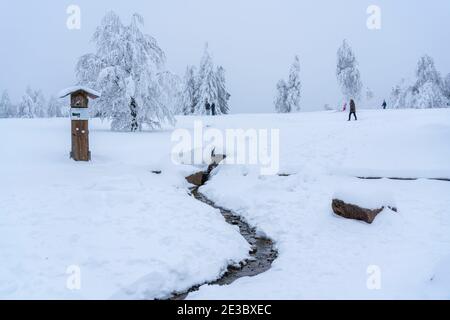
[189,109,450,299]
[1,108,449,299]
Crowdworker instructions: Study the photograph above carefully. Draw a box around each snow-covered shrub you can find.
[18,87,46,118]
[76,12,175,131]
[274,55,302,113]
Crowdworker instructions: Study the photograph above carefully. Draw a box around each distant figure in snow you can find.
[205,101,211,115]
[342,102,347,112]
[382,100,387,110]
[211,103,216,116]
[348,99,357,121]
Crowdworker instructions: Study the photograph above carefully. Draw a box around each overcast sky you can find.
[0,0,449,113]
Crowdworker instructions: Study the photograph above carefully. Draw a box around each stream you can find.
[170,184,278,300]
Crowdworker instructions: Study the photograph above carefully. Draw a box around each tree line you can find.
[1,12,231,131]
[0,87,67,119]
[275,39,450,113]
[2,13,450,126]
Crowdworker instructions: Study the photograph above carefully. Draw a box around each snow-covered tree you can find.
[415,55,442,88]
[286,56,302,111]
[18,87,46,118]
[157,71,182,115]
[0,90,12,118]
[274,55,302,113]
[182,44,230,116]
[215,66,231,115]
[389,79,408,109]
[390,56,448,109]
[414,81,448,108]
[444,73,450,100]
[76,12,175,131]
[180,66,199,115]
[411,55,447,108]
[336,40,362,101]
[274,80,288,113]
[18,89,32,118]
[195,44,218,115]
[366,87,374,102]
[47,96,64,117]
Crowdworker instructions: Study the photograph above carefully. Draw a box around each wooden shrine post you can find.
[59,87,100,162]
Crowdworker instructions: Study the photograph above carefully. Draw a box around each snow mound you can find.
[333,184,396,209]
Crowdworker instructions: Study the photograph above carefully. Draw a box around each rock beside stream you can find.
[186,172,207,186]
[332,185,397,224]
[332,199,384,224]
[186,154,227,187]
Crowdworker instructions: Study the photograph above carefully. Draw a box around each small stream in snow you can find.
[169,173,278,300]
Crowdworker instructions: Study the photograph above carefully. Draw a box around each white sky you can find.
[0,0,449,113]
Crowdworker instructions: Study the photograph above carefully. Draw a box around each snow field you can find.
[0,118,249,299]
[1,108,449,299]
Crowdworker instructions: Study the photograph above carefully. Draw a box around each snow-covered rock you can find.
[332,184,396,223]
[333,184,396,210]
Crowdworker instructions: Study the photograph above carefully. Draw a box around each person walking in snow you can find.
[205,101,211,115]
[382,100,387,110]
[342,102,347,112]
[348,99,357,121]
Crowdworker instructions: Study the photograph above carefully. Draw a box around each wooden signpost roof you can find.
[58,86,101,99]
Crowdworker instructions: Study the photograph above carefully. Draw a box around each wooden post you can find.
[70,91,90,161]
[59,87,100,162]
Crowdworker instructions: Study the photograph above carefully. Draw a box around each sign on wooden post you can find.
[59,86,100,162]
